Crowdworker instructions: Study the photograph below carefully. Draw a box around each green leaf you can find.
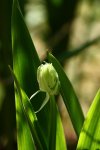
[15,90,36,150]
[77,89,100,149]
[9,67,35,150]
[56,106,67,150]
[49,96,57,150]
[48,96,67,150]
[9,66,48,150]
[48,53,84,137]
[11,0,40,97]
[11,0,50,142]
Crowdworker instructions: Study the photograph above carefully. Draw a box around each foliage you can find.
[9,0,100,149]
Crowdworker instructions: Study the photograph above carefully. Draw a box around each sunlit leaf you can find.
[56,106,67,150]
[9,66,48,150]
[77,89,100,149]
[9,67,36,150]
[11,0,40,97]
[11,0,50,142]
[48,96,57,150]
[48,96,67,150]
[48,53,84,137]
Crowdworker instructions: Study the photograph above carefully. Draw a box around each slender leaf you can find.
[11,0,40,97]
[49,96,57,150]
[48,53,84,136]
[56,106,67,150]
[48,96,67,150]
[15,90,36,150]
[21,90,48,149]
[9,66,35,150]
[77,89,100,149]
[9,66,48,150]
[11,0,50,141]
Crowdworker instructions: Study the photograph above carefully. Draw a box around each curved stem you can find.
[35,93,49,113]
[30,90,41,100]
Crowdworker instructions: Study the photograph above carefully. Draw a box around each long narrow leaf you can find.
[9,66,35,150]
[20,91,48,149]
[56,106,67,150]
[48,53,84,136]
[11,0,50,141]
[15,91,36,150]
[12,0,40,97]
[9,66,48,149]
[49,96,57,150]
[48,96,67,150]
[77,89,100,149]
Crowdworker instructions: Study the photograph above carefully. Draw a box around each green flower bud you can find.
[37,63,60,95]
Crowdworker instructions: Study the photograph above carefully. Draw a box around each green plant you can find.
[10,0,100,149]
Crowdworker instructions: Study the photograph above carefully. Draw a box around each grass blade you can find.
[49,96,57,150]
[56,106,67,150]
[48,53,84,137]
[11,0,40,97]
[11,0,51,142]
[48,96,67,150]
[9,66,48,149]
[77,89,100,149]
[9,67,35,150]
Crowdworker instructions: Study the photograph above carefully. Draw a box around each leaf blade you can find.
[9,66,36,150]
[48,96,67,150]
[9,66,48,150]
[56,106,67,150]
[77,89,100,149]
[48,53,84,136]
[49,96,57,150]
[11,0,50,143]
[11,0,40,97]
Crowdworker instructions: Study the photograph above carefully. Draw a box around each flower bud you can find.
[37,63,60,95]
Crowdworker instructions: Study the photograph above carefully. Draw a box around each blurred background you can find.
[0,0,100,149]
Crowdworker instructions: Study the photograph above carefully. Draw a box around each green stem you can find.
[49,96,57,150]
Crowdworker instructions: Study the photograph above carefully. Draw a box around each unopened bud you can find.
[37,63,60,95]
